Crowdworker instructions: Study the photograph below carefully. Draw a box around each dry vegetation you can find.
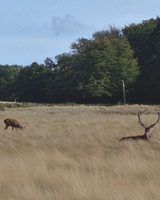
[0,104,160,200]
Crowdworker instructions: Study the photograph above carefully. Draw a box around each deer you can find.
[119,109,160,141]
[4,118,24,130]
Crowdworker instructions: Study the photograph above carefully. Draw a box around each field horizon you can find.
[0,104,160,199]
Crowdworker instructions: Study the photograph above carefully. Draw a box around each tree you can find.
[123,18,158,63]
[51,53,79,103]
[44,57,57,70]
[0,65,22,101]
[145,17,160,103]
[93,26,123,40]
[54,28,139,103]
[123,17,160,103]
[13,62,54,103]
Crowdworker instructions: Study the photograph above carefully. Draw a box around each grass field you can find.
[0,104,160,200]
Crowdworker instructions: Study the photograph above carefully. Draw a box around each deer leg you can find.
[4,125,8,129]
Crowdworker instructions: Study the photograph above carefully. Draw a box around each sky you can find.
[0,0,159,66]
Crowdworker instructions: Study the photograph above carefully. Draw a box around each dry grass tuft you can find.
[0,105,160,199]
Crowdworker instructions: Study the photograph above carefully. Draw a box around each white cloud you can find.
[51,14,96,37]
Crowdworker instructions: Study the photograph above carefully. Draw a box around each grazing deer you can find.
[4,118,23,130]
[119,109,160,141]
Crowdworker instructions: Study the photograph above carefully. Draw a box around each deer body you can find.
[119,133,150,141]
[4,118,23,130]
[119,109,160,141]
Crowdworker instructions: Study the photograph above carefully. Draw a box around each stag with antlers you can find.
[119,109,160,141]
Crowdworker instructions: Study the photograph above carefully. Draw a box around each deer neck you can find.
[145,128,153,138]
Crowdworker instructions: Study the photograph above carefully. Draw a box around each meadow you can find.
[0,104,160,200]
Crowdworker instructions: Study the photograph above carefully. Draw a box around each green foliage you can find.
[123,17,160,103]
[145,18,160,102]
[0,65,22,101]
[13,62,55,103]
[55,32,138,103]
[93,26,123,40]
[123,18,158,62]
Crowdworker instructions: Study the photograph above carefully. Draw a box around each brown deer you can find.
[119,109,160,141]
[4,118,23,130]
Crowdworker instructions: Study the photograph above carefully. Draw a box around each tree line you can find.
[0,17,160,104]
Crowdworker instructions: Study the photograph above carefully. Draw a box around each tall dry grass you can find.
[0,105,160,199]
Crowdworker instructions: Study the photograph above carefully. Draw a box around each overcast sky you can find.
[0,0,159,66]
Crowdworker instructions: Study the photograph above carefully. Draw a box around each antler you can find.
[148,111,160,129]
[138,109,147,127]
[138,109,160,128]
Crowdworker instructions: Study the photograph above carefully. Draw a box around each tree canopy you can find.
[123,17,160,103]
